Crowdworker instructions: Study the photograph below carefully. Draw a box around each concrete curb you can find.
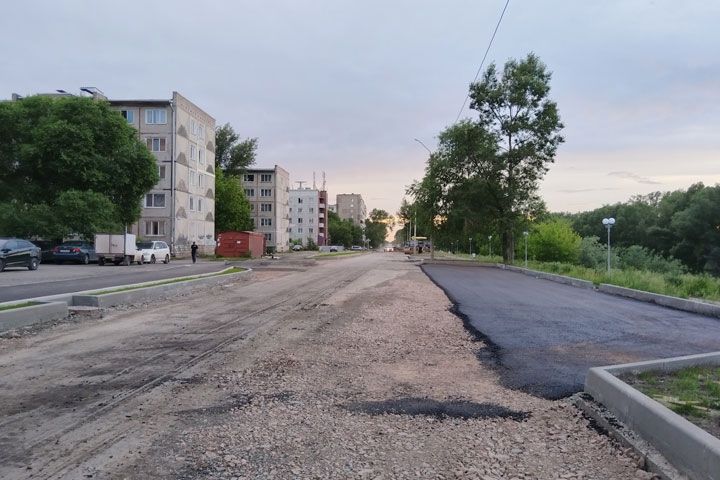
[584,352,720,480]
[0,269,252,332]
[598,283,720,318]
[0,301,69,332]
[73,268,252,308]
[501,264,596,290]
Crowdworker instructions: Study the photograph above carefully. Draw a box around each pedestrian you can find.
[191,241,198,264]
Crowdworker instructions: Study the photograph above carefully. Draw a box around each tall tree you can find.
[466,53,564,262]
[0,95,158,239]
[365,209,392,248]
[215,123,257,176]
[214,167,253,234]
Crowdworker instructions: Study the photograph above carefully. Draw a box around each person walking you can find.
[191,241,198,264]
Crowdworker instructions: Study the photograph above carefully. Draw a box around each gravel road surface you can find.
[422,263,720,399]
[0,254,650,479]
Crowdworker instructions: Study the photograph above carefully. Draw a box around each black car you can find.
[33,240,57,263]
[0,238,40,271]
[52,241,97,264]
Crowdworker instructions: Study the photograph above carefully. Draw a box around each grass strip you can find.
[0,302,37,312]
[86,267,245,295]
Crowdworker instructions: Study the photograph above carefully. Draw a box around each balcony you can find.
[318,223,324,228]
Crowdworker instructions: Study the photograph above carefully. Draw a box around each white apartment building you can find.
[109,91,216,255]
[289,188,319,247]
[241,166,290,252]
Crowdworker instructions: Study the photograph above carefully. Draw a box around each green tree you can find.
[328,211,351,246]
[528,219,580,263]
[365,209,391,248]
[215,123,257,176]
[0,95,157,239]
[214,167,253,233]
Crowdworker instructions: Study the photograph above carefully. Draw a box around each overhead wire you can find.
[454,0,510,124]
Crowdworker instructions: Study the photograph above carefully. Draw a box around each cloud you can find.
[607,171,662,185]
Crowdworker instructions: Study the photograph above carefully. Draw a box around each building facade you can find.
[241,166,290,252]
[289,188,319,247]
[109,92,216,255]
[318,190,328,246]
[336,193,366,226]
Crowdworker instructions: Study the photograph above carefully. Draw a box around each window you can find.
[189,170,196,186]
[297,218,303,224]
[145,109,167,124]
[264,233,272,242]
[309,218,314,224]
[243,174,255,182]
[190,197,196,211]
[198,173,205,188]
[245,188,255,197]
[261,174,272,182]
[298,207,303,213]
[146,137,166,152]
[309,197,314,203]
[309,207,314,213]
[261,203,272,212]
[158,165,166,179]
[191,119,196,135]
[289,207,293,213]
[145,220,165,236]
[198,198,203,212]
[198,149,205,164]
[298,227,303,233]
[261,218,272,227]
[309,228,314,234]
[297,198,303,204]
[190,144,197,162]
[121,110,134,123]
[144,193,165,208]
[261,189,272,197]
[199,124,205,140]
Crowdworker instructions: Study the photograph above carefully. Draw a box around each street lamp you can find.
[455,240,459,255]
[602,217,616,272]
[523,231,528,268]
[469,237,472,255]
[488,235,493,257]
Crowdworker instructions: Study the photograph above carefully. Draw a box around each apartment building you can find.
[109,91,216,255]
[336,193,366,225]
[241,166,290,252]
[289,188,319,247]
[317,189,328,246]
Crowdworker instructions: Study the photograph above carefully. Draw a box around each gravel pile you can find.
[166,270,654,479]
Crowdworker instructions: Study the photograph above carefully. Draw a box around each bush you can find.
[619,245,685,275]
[529,219,581,263]
[578,236,607,269]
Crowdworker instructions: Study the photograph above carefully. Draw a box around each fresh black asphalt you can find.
[422,264,720,400]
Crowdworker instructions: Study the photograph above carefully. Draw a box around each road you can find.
[422,263,720,399]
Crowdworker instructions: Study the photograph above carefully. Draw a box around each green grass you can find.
[0,302,37,312]
[625,366,720,418]
[86,267,246,295]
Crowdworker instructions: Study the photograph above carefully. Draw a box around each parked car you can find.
[0,237,40,271]
[329,246,338,252]
[292,244,302,251]
[32,240,57,263]
[351,245,362,251]
[136,241,171,264]
[52,241,97,264]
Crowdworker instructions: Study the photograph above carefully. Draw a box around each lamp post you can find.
[523,231,528,268]
[602,217,616,272]
[469,237,472,255]
[488,235,493,258]
[455,240,459,255]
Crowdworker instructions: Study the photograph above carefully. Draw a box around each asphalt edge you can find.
[582,352,720,480]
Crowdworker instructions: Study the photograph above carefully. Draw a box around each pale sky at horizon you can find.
[2,1,718,217]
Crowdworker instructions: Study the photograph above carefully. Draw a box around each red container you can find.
[216,231,265,258]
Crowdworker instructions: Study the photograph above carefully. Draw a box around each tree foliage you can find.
[215,123,257,176]
[328,211,363,247]
[214,167,253,234]
[410,54,563,262]
[528,219,580,263]
[365,208,391,248]
[0,95,158,239]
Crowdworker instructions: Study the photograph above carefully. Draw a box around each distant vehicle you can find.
[292,244,302,251]
[329,246,338,252]
[95,233,144,266]
[0,237,40,271]
[52,241,97,264]
[383,245,394,252]
[351,245,362,251]
[136,240,171,264]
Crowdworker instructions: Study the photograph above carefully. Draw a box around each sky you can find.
[2,0,719,217]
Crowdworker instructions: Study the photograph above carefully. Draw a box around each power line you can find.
[454,0,510,124]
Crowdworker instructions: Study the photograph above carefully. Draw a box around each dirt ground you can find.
[0,253,652,479]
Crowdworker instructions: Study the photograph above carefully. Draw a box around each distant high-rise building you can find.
[241,166,290,252]
[336,193,366,225]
